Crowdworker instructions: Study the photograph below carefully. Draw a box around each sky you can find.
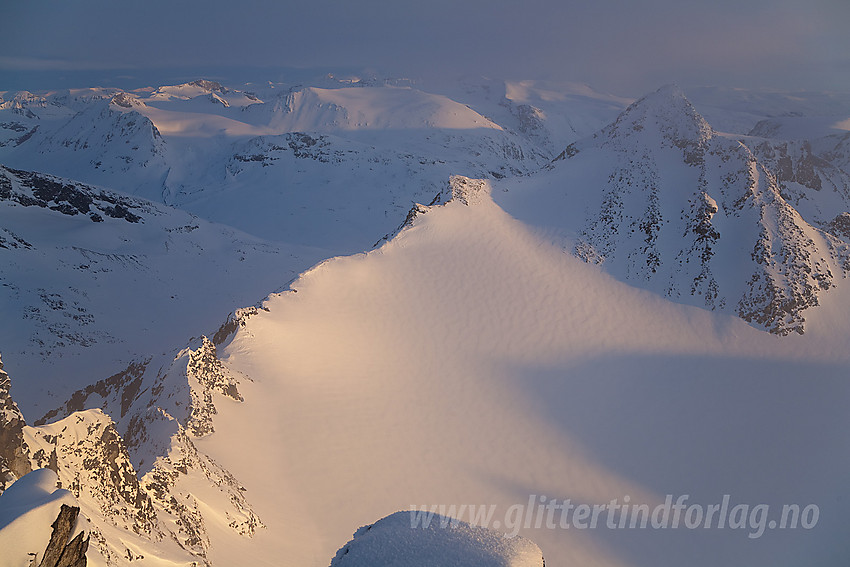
[1,0,849,96]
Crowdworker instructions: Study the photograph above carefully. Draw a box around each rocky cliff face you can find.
[0,353,32,491]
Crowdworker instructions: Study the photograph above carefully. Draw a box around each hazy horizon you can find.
[2,0,849,96]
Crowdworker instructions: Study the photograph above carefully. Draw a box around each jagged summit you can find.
[188,79,228,93]
[109,92,145,109]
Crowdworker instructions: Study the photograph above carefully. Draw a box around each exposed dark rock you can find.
[189,79,227,94]
[751,140,834,192]
[186,336,243,436]
[55,531,89,567]
[109,93,137,109]
[36,359,150,426]
[0,166,145,223]
[828,212,850,240]
[373,203,430,248]
[211,307,259,346]
[0,227,33,249]
[561,86,847,334]
[0,355,32,491]
[38,504,88,567]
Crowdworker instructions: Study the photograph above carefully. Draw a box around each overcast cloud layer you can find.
[2,0,849,95]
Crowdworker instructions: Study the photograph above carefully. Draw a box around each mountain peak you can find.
[109,92,144,109]
[602,83,713,147]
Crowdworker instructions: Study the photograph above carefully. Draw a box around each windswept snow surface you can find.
[200,180,850,567]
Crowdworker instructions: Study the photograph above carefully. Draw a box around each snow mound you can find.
[274,86,503,132]
[330,511,544,567]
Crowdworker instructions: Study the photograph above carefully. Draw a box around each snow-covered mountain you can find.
[500,85,850,335]
[0,78,572,246]
[2,75,850,567]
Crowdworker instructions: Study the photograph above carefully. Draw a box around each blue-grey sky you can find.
[1,0,848,95]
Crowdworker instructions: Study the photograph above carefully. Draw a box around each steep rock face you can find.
[820,131,850,173]
[432,175,492,207]
[747,138,850,225]
[0,392,174,565]
[186,336,243,437]
[558,85,850,335]
[0,353,32,490]
[109,93,145,110]
[188,80,228,94]
[227,132,338,170]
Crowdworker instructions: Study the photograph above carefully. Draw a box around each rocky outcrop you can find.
[26,410,159,537]
[0,166,147,223]
[431,175,492,207]
[186,336,243,437]
[189,80,228,94]
[38,504,89,567]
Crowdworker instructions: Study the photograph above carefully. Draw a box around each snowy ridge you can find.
[0,165,148,223]
[373,175,492,247]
